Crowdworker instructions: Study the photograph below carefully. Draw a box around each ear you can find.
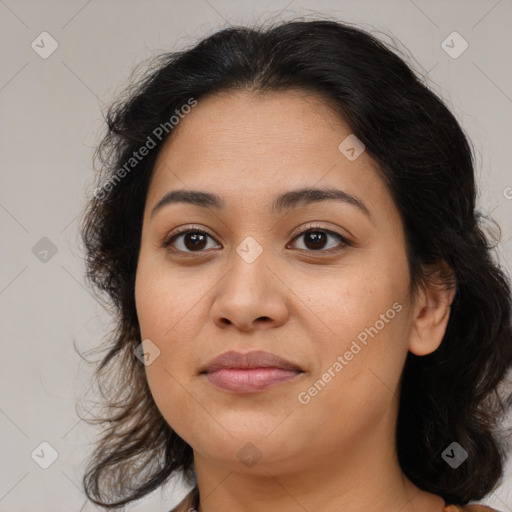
[408,260,457,356]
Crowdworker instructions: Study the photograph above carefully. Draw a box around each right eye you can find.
[162,227,221,255]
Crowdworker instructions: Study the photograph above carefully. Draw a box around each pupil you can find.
[305,231,326,250]
[185,232,207,251]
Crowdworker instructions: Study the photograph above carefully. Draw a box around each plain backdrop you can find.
[1,1,511,511]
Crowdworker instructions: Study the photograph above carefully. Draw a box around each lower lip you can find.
[204,368,302,393]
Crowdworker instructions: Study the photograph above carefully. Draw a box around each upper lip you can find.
[200,350,304,374]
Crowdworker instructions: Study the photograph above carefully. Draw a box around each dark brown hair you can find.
[80,18,512,509]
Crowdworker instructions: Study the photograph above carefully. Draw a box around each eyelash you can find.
[161,222,351,256]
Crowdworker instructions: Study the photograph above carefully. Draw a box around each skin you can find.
[134,89,456,512]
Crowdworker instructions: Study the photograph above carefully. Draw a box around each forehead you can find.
[146,89,389,216]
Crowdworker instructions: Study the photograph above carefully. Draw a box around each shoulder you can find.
[445,505,504,512]
[168,486,199,512]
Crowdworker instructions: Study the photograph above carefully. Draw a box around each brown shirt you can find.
[168,487,503,512]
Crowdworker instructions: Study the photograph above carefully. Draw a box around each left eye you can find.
[288,228,349,252]
[163,227,349,254]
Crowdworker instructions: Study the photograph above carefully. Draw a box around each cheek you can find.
[135,251,205,341]
[134,254,211,430]
[296,304,409,446]
[291,254,407,350]
[292,256,410,413]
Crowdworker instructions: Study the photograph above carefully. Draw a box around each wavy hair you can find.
[80,18,512,508]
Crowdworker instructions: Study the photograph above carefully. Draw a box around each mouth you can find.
[199,350,305,394]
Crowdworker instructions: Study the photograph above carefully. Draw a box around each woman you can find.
[80,19,512,512]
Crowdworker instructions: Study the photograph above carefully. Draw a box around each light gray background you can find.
[1,1,511,511]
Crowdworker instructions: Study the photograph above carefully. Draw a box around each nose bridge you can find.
[224,233,270,295]
[235,234,266,266]
[210,232,288,330]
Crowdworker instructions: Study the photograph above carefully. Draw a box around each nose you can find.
[209,244,289,333]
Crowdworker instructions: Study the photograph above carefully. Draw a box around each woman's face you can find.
[134,89,441,476]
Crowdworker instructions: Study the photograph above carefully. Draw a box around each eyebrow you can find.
[150,186,372,219]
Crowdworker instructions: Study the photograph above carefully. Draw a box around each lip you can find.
[199,350,304,394]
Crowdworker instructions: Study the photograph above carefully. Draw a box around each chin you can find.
[193,435,305,474]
